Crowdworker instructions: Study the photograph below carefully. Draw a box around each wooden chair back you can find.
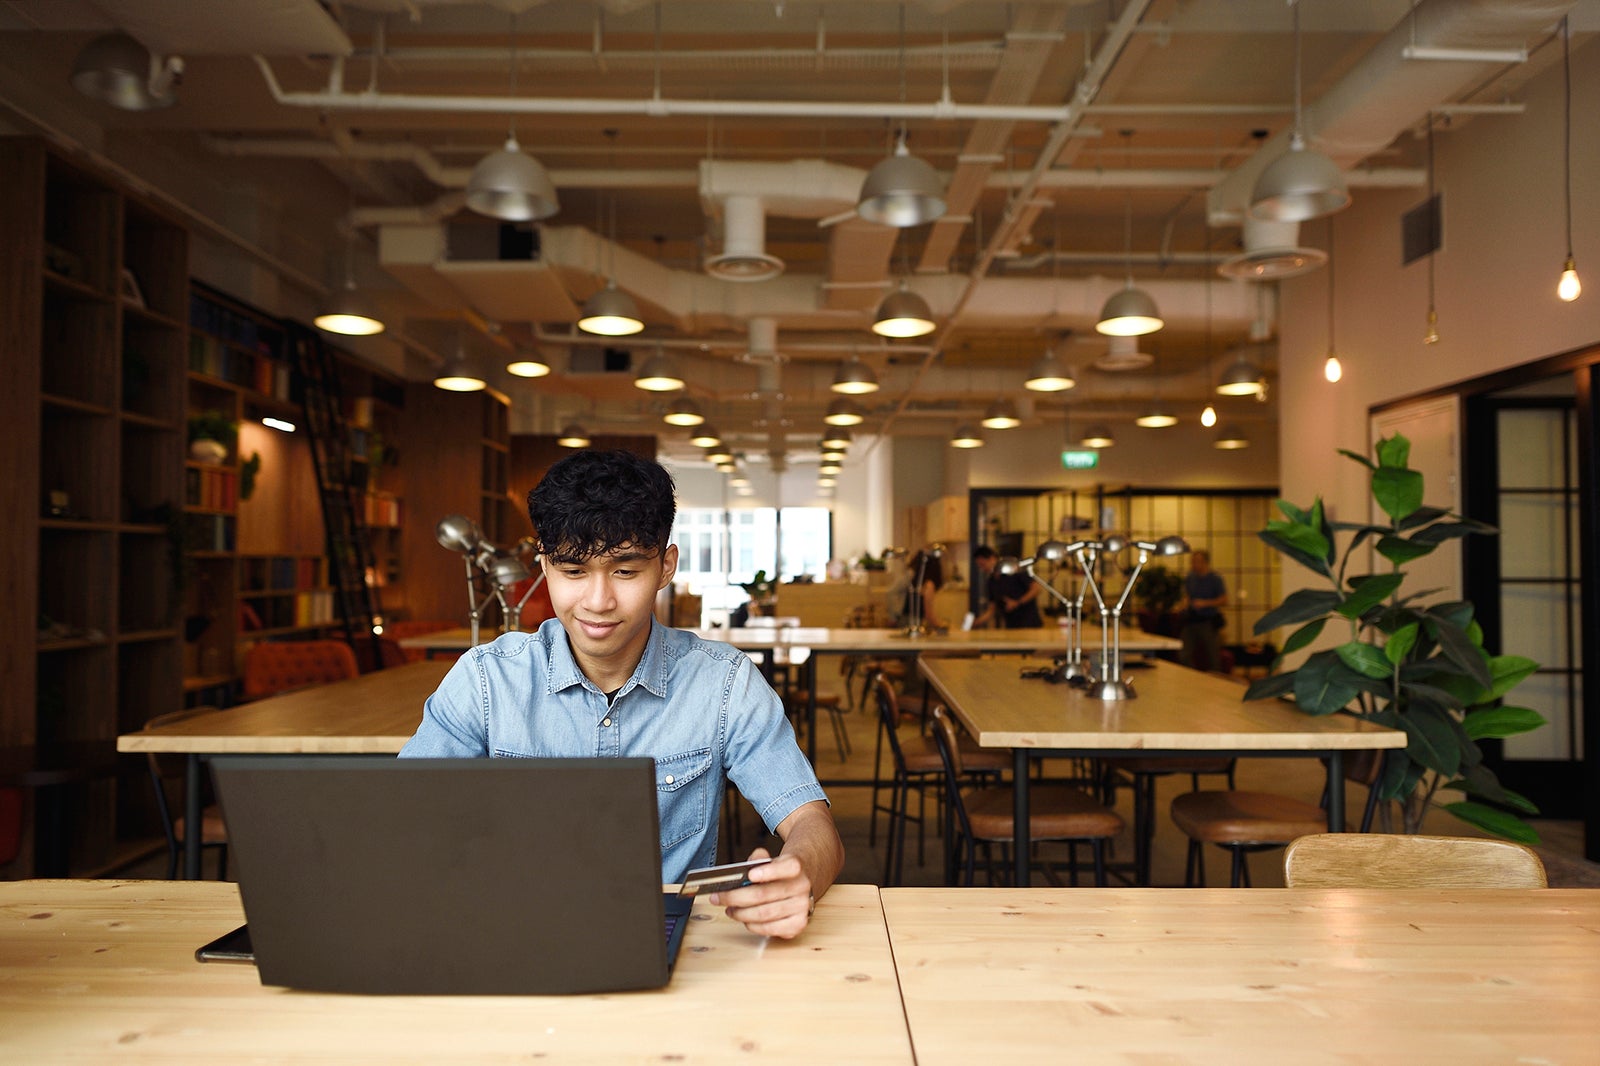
[1283,833,1547,889]
[241,639,360,699]
[871,673,914,773]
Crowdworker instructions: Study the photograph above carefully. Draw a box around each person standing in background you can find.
[904,550,947,631]
[971,546,1043,629]
[1180,549,1227,672]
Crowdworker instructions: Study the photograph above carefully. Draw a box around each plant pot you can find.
[189,438,228,465]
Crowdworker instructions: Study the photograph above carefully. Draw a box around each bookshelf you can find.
[0,137,187,876]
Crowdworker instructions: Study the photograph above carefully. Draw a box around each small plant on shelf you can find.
[186,410,237,464]
[1247,433,1545,842]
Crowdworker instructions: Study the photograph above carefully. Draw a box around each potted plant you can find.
[187,410,237,465]
[1247,433,1544,842]
[739,569,778,616]
[1134,563,1185,635]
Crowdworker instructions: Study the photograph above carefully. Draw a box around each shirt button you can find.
[602,718,612,727]
[664,774,675,784]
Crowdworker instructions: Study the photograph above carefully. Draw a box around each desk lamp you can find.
[903,543,946,639]
[999,539,1091,681]
[435,514,489,645]
[1074,535,1189,700]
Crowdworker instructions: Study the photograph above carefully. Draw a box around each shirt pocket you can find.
[655,748,714,850]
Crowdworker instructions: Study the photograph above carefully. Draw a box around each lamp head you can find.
[996,556,1029,576]
[1101,534,1128,554]
[487,554,530,588]
[435,514,482,554]
[924,542,946,558]
[1035,539,1072,563]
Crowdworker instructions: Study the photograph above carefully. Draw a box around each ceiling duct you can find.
[705,194,783,282]
[1094,335,1154,372]
[1218,217,1328,281]
[740,317,784,363]
[754,361,785,399]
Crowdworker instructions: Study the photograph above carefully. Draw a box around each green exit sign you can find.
[1061,450,1100,470]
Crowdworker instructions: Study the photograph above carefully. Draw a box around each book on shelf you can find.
[184,465,237,511]
[184,513,234,553]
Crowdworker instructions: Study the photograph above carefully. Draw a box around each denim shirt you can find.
[398,618,828,882]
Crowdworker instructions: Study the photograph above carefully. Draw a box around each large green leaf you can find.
[1440,801,1540,844]
[1485,655,1539,700]
[1397,505,1450,531]
[1244,672,1297,701]
[1371,466,1424,522]
[1398,679,1470,713]
[1378,746,1423,803]
[1338,448,1377,471]
[1447,764,1539,813]
[1336,640,1392,679]
[1375,534,1435,565]
[1375,434,1411,469]
[1462,705,1547,740]
[1292,650,1366,715]
[1337,573,1404,619]
[1427,617,1492,689]
[1275,498,1311,524]
[1399,703,1462,777]
[1385,622,1419,665]
[1255,589,1341,633]
[1426,601,1476,629]
[1278,618,1327,658]
[1258,528,1332,577]
[1410,517,1498,544]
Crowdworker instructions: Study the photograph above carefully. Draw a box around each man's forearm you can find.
[776,801,844,900]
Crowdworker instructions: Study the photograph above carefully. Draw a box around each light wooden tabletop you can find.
[0,880,912,1064]
[881,887,1600,1065]
[919,656,1406,752]
[402,625,1180,656]
[116,660,451,755]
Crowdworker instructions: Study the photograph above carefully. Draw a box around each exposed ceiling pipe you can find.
[1206,0,1576,222]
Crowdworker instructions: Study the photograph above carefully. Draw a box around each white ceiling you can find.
[0,0,1589,462]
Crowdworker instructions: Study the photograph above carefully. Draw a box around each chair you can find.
[1168,751,1385,888]
[141,708,230,880]
[930,705,1124,887]
[1283,833,1548,889]
[1102,756,1236,886]
[241,639,360,700]
[869,674,1006,885]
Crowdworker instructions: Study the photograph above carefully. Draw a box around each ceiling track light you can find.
[830,357,880,395]
[578,280,644,336]
[634,349,685,392]
[1250,2,1350,222]
[871,283,936,339]
[949,423,985,449]
[980,398,1021,430]
[662,396,705,426]
[823,397,867,426]
[557,423,592,448]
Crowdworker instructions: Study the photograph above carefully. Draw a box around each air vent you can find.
[1218,216,1325,280]
[1094,336,1153,372]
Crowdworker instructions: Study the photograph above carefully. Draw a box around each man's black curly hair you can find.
[528,449,676,561]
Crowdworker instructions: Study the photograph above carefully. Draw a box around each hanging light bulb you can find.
[1324,356,1343,383]
[1324,216,1342,383]
[1557,18,1582,302]
[1201,404,1218,428]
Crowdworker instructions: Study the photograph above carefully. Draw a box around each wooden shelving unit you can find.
[1,138,187,876]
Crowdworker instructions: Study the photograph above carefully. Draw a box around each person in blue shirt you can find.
[1180,549,1228,673]
[401,449,843,939]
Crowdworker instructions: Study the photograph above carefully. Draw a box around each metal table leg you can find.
[1326,751,1345,832]
[1013,748,1031,886]
[184,754,202,880]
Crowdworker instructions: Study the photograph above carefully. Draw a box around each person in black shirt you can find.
[972,546,1044,629]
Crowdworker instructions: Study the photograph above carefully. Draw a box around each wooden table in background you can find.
[918,657,1406,885]
[0,879,911,1064]
[881,887,1600,1065]
[117,660,450,879]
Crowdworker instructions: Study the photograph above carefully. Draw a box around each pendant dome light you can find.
[1216,352,1267,397]
[314,283,385,337]
[557,423,592,448]
[689,424,722,448]
[71,32,182,111]
[506,350,551,378]
[858,135,947,228]
[823,398,866,426]
[1250,1,1349,223]
[1135,404,1177,429]
[949,423,985,449]
[1024,346,1076,392]
[1213,423,1252,450]
[465,16,558,222]
[705,445,734,465]
[662,397,705,426]
[830,357,880,395]
[578,281,644,336]
[1096,132,1163,337]
[433,334,486,392]
[1079,424,1116,449]
[871,282,937,338]
[634,349,685,392]
[821,427,853,451]
[980,398,1021,430]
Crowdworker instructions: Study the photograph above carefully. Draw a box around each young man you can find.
[971,545,1043,629]
[401,450,843,939]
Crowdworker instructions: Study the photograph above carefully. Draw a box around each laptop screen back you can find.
[212,756,672,994]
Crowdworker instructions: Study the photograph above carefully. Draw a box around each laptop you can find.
[209,756,691,995]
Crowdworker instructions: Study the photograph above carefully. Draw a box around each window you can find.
[671,507,832,618]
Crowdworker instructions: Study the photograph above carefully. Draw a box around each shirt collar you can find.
[542,617,671,700]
